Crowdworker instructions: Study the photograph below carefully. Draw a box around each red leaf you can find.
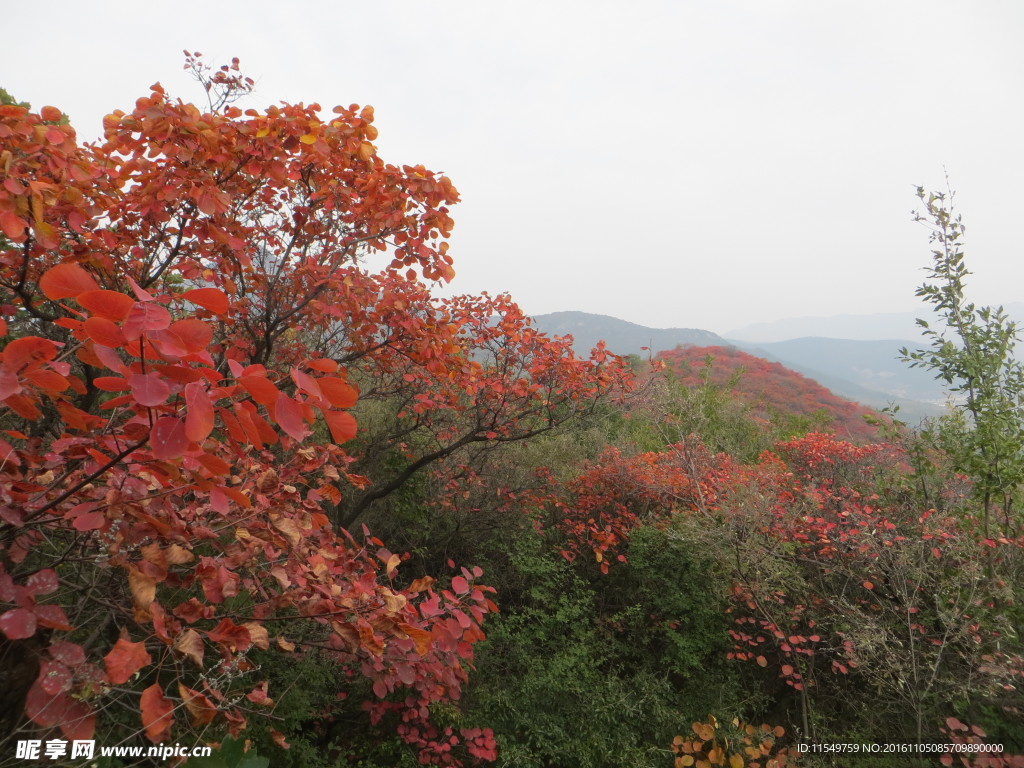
[306,357,338,373]
[73,510,107,531]
[26,569,59,595]
[140,684,174,743]
[945,716,967,732]
[58,699,95,741]
[324,410,357,444]
[104,637,153,684]
[25,680,68,727]
[49,641,86,666]
[129,372,171,407]
[0,607,37,639]
[77,289,135,321]
[123,302,172,340]
[151,417,189,459]
[34,604,72,631]
[39,660,73,695]
[184,381,215,442]
[291,367,323,400]
[274,392,309,441]
[0,369,19,400]
[181,287,229,315]
[451,575,470,595]
[39,263,100,300]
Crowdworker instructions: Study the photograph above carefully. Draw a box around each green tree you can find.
[900,185,1024,538]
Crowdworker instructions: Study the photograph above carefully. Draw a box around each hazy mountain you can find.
[726,303,1024,343]
[733,337,948,403]
[531,311,726,355]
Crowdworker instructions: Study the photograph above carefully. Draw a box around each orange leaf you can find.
[77,290,135,321]
[2,336,58,372]
[238,374,278,406]
[24,369,69,392]
[39,263,100,300]
[103,637,152,684]
[0,212,27,240]
[181,287,229,315]
[140,684,174,743]
[178,683,217,727]
[83,317,126,348]
[318,376,358,408]
[306,357,338,373]
[324,410,357,444]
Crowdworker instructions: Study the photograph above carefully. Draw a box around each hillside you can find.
[657,345,881,443]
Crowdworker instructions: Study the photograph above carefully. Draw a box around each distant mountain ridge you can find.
[530,311,726,354]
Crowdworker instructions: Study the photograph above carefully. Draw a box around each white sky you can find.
[3,1,1023,336]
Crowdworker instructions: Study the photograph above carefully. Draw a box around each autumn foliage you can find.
[0,56,625,764]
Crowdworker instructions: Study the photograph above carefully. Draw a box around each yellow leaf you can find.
[299,133,317,144]
[380,588,407,613]
[173,628,205,668]
[256,127,270,138]
[128,568,156,609]
[243,622,270,650]
[271,516,302,548]
[729,754,744,768]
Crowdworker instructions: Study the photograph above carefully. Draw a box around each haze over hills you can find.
[726,303,1024,343]
[531,310,947,423]
[731,337,948,409]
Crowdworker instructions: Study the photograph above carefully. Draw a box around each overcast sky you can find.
[4,1,1023,336]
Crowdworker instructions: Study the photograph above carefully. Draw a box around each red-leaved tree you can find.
[0,56,625,765]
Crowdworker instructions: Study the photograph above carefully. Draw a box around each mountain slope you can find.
[657,345,881,443]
